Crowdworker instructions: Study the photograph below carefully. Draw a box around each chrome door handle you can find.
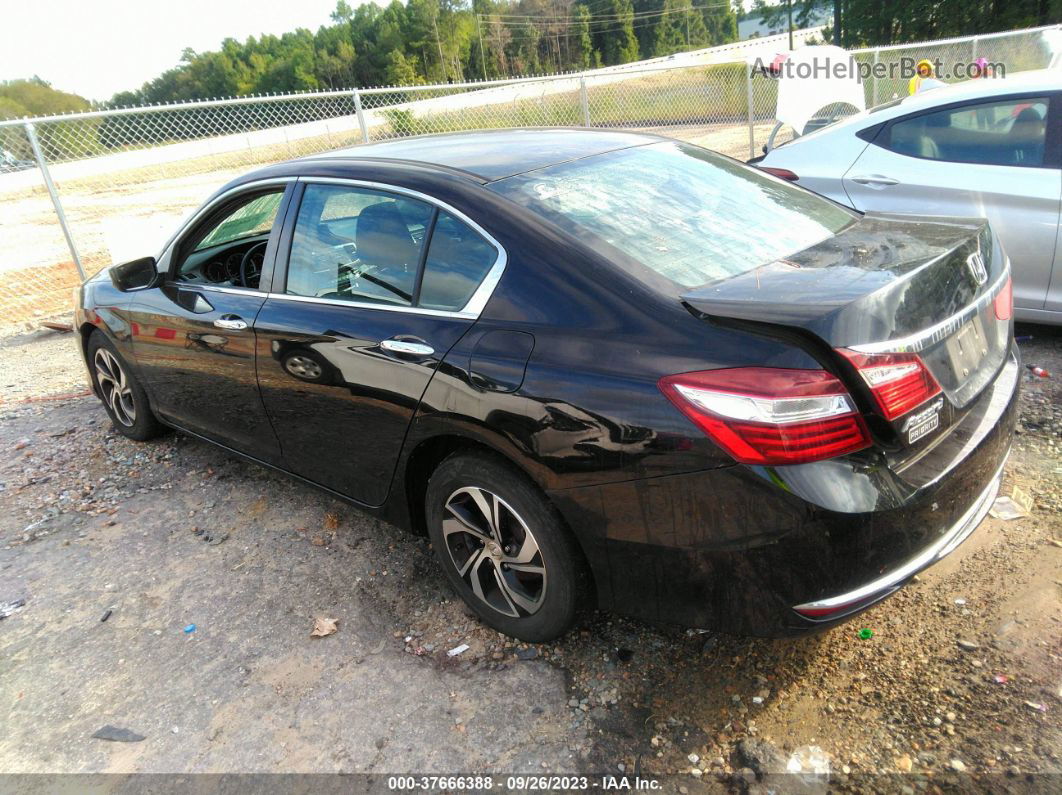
[214,315,248,330]
[380,339,434,356]
[850,174,899,186]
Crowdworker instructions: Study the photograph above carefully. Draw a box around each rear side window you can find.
[284,183,500,312]
[489,141,855,290]
[286,184,433,307]
[419,211,498,311]
[883,97,1050,166]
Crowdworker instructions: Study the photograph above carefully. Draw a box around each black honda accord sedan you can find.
[75,129,1018,641]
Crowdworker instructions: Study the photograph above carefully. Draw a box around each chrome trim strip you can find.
[849,261,1010,355]
[793,449,1008,614]
[295,177,508,319]
[263,291,475,319]
[197,284,262,297]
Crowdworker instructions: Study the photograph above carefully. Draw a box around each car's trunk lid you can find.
[682,212,1011,451]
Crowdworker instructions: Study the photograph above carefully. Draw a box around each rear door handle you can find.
[850,174,899,186]
[214,315,248,330]
[380,338,434,356]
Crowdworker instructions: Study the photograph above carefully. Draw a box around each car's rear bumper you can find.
[549,347,1019,636]
[791,448,1005,621]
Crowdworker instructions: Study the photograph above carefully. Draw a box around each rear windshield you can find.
[489,141,856,290]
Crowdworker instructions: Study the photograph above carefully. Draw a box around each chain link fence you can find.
[1,24,1058,326]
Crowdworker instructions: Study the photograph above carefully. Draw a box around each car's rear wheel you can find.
[87,331,165,441]
[425,452,590,642]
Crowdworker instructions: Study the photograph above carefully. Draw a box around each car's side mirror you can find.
[109,256,159,292]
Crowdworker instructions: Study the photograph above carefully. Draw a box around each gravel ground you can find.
[0,323,1059,789]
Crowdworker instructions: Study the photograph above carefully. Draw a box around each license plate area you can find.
[944,315,988,385]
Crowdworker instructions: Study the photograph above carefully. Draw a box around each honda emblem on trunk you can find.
[966,252,988,286]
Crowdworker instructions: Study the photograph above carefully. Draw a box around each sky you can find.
[0,0,352,102]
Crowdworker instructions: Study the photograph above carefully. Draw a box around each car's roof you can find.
[882,68,1059,112]
[302,128,665,182]
[793,68,1060,144]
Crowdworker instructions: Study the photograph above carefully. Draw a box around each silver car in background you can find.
[756,70,1061,324]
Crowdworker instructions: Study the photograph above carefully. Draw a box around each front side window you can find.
[176,188,284,288]
[286,184,434,307]
[489,141,855,290]
[884,97,1050,166]
[195,192,283,251]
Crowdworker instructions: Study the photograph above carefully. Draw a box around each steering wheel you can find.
[240,241,269,288]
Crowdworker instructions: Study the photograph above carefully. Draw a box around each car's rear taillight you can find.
[759,166,799,181]
[837,349,941,420]
[994,275,1013,321]
[658,368,871,466]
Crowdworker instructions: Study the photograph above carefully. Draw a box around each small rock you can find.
[92,726,145,742]
[688,753,700,765]
[734,738,783,776]
[734,768,757,786]
[515,647,539,661]
[957,639,980,652]
[896,755,913,773]
[949,759,967,773]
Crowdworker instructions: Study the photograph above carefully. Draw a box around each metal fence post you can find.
[872,49,880,106]
[24,121,85,280]
[746,65,755,160]
[353,90,369,144]
[579,77,591,127]
[971,36,979,62]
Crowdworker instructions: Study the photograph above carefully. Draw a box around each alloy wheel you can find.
[94,348,136,427]
[442,486,547,618]
[284,354,323,380]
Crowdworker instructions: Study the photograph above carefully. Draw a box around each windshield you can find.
[490,141,856,290]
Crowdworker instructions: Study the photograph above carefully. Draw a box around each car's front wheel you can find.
[87,331,165,441]
[425,452,590,642]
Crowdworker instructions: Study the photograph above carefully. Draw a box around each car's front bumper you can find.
[549,347,1020,636]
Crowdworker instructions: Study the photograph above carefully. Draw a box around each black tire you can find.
[87,331,166,441]
[425,452,591,642]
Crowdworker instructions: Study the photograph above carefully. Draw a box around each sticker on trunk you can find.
[903,398,943,444]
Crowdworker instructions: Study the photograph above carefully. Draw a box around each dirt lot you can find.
[0,324,1059,789]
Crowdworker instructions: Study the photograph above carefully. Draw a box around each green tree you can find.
[386,49,420,84]
[0,77,92,119]
[331,0,355,24]
[654,0,710,56]
[591,0,639,66]
[702,0,739,45]
[573,5,594,69]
